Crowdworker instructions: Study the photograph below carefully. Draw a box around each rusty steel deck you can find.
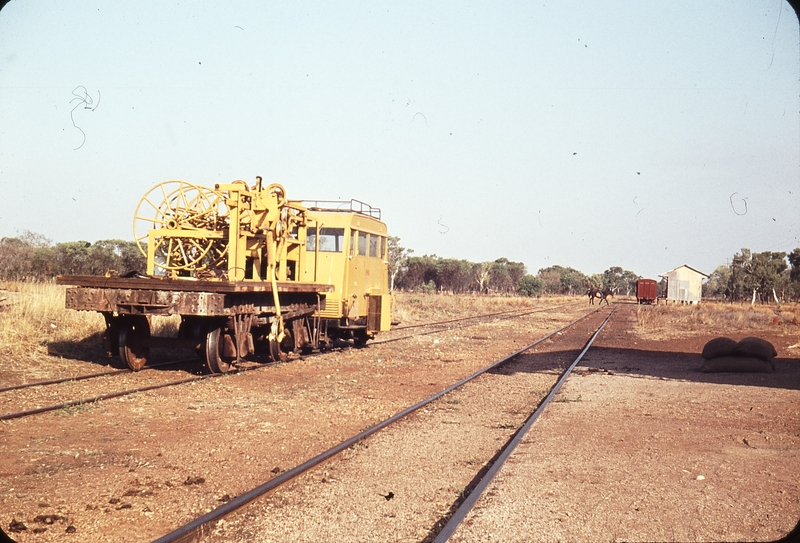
[57,275,333,316]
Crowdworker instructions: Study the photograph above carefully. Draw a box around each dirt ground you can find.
[0,298,798,542]
[451,305,800,542]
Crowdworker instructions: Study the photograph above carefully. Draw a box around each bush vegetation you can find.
[3,230,800,303]
[703,248,800,302]
[635,300,799,339]
[0,231,144,281]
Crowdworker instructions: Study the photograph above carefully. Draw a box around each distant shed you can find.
[658,265,709,304]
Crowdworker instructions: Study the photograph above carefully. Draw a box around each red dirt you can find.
[0,300,798,542]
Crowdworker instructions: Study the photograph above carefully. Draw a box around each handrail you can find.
[300,199,381,219]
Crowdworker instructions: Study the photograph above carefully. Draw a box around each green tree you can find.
[726,248,752,301]
[749,251,787,302]
[788,248,800,299]
[703,265,731,299]
[387,236,412,292]
[601,266,640,295]
[436,258,474,293]
[488,258,526,295]
[0,231,55,280]
[398,255,439,291]
[54,241,93,275]
[537,265,588,295]
[726,248,788,303]
[517,274,543,297]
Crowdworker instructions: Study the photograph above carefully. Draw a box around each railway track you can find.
[0,358,196,395]
[374,302,572,345]
[387,303,570,331]
[150,305,613,543]
[0,303,572,422]
[432,305,617,542]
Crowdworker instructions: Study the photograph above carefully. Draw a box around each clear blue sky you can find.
[1,1,798,280]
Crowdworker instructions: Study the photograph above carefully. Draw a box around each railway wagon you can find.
[636,278,658,304]
[58,179,391,373]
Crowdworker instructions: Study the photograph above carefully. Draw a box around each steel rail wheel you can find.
[118,316,150,371]
[268,322,290,363]
[205,327,234,374]
[353,329,369,347]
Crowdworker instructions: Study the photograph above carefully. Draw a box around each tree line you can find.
[388,237,640,297]
[0,231,145,281]
[390,238,800,302]
[703,248,800,303]
[4,232,799,303]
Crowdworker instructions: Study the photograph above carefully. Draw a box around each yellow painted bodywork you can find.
[135,179,391,332]
[300,209,390,332]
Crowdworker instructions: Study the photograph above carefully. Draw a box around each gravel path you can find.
[451,304,800,542]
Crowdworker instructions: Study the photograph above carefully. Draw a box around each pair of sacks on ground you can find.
[701,336,778,373]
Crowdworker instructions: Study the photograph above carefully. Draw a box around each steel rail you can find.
[0,360,284,422]
[0,305,564,395]
[0,305,582,422]
[372,303,572,346]
[0,375,213,421]
[0,359,193,394]
[389,309,544,332]
[431,305,618,543]
[389,303,569,331]
[151,305,608,543]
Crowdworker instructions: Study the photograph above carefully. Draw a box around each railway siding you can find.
[201,308,609,543]
[1,303,590,542]
[4,301,796,542]
[447,304,800,542]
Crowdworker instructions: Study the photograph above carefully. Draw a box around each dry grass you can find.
[15,282,788,370]
[393,292,578,326]
[635,300,799,339]
[0,282,104,371]
[0,281,179,373]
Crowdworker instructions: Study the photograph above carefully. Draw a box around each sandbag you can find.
[701,337,737,360]
[701,356,774,373]
[733,337,777,361]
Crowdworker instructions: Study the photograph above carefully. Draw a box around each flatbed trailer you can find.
[57,275,334,373]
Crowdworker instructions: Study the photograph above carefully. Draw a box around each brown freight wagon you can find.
[636,278,658,304]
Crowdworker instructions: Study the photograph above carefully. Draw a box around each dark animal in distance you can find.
[587,287,613,305]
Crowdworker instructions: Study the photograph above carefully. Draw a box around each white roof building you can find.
[658,265,710,304]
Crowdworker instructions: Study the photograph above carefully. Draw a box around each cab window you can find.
[358,231,367,255]
[307,227,345,252]
[369,234,379,258]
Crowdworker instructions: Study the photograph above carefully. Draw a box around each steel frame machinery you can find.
[58,178,392,373]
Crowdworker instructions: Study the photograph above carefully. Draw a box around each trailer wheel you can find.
[353,330,369,347]
[269,334,288,363]
[205,327,233,374]
[119,316,150,371]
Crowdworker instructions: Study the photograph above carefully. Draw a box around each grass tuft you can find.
[0,282,105,371]
[0,281,182,373]
[635,301,798,338]
[392,292,575,327]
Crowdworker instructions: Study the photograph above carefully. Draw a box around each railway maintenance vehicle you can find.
[58,178,391,373]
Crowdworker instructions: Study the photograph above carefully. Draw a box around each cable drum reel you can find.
[133,180,231,274]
